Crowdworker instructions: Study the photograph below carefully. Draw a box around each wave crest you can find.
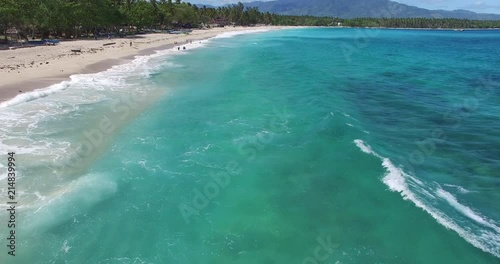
[354,139,500,258]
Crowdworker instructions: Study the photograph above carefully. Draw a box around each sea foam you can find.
[354,139,500,258]
[0,29,272,109]
[212,29,274,40]
[24,172,117,231]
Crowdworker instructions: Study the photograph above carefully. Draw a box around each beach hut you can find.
[5,28,21,43]
[209,17,230,28]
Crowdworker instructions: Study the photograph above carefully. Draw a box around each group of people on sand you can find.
[176,40,193,51]
[126,39,194,51]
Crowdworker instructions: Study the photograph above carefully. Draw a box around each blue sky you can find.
[197,0,500,14]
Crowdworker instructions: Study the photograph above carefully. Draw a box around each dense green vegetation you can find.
[1,0,499,41]
[341,17,500,29]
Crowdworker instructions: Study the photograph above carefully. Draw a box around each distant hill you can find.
[238,0,500,20]
[193,3,217,8]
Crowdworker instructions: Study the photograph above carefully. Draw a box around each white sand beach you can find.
[0,26,285,103]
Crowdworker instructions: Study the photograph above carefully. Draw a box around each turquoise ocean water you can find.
[0,28,499,263]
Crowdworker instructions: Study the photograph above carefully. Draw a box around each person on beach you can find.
[130,41,132,47]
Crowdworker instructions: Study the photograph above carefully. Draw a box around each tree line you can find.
[1,0,499,40]
[341,17,500,29]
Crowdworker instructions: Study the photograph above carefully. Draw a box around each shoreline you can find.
[0,26,286,104]
[1,25,498,104]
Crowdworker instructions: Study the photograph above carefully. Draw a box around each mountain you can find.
[193,3,217,8]
[240,0,500,20]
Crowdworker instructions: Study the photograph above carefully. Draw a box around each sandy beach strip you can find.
[0,26,285,103]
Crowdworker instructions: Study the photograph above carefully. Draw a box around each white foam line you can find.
[354,139,380,158]
[0,28,279,109]
[211,28,274,39]
[437,188,500,233]
[354,139,500,258]
[444,183,473,194]
[0,82,71,109]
